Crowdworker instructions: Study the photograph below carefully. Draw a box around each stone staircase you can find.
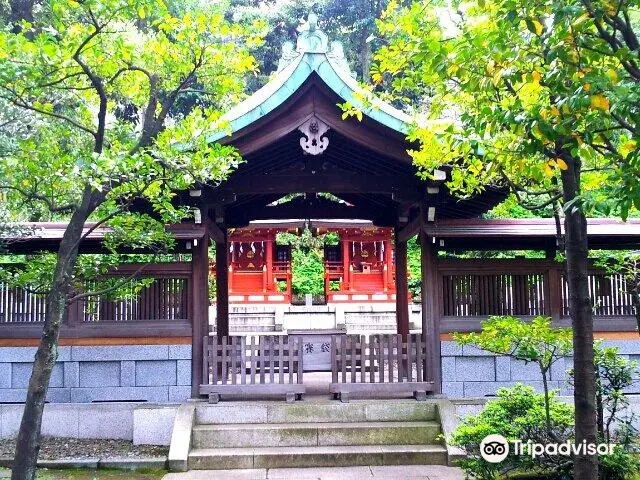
[344,310,398,333]
[210,305,278,333]
[179,400,450,470]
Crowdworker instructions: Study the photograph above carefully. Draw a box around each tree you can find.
[276,226,339,296]
[375,1,639,478]
[0,1,263,477]
[454,316,573,438]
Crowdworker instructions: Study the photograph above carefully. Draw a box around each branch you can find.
[69,261,154,303]
[72,13,107,153]
[1,86,97,137]
[0,184,77,213]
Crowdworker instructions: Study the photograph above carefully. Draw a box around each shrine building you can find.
[1,13,639,472]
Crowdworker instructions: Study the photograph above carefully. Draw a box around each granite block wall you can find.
[0,344,192,403]
[2,340,638,402]
[441,340,640,398]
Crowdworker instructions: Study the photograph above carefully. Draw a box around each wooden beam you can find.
[419,226,442,394]
[191,234,210,398]
[397,215,421,242]
[211,174,424,198]
[215,229,229,338]
[230,203,396,225]
[394,227,410,338]
[207,221,225,244]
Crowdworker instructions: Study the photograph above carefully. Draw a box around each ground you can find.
[161,466,465,479]
[0,466,466,480]
[0,469,165,479]
[0,438,167,460]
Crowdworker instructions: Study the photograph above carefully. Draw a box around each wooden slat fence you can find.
[329,333,434,402]
[442,273,546,317]
[0,263,192,337]
[0,283,46,323]
[438,260,636,331]
[200,334,305,403]
[561,272,635,317]
[81,277,188,323]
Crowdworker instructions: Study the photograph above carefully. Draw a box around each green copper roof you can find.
[206,13,412,144]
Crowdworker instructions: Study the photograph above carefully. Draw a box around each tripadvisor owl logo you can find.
[480,434,510,463]
[480,434,617,463]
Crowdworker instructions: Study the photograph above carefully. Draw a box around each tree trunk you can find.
[539,363,553,439]
[11,188,99,480]
[560,161,598,480]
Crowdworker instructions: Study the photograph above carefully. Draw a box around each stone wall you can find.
[441,340,640,398]
[0,344,192,403]
[0,402,177,444]
[2,339,638,402]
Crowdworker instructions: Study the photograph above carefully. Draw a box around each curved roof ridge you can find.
[206,13,412,144]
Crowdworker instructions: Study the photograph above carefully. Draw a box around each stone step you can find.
[188,444,448,470]
[192,421,441,448]
[195,401,438,425]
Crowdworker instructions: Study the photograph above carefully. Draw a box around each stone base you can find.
[0,344,192,404]
[0,402,178,445]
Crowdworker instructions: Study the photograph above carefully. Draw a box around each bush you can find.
[451,384,574,480]
[599,441,640,480]
[290,249,324,295]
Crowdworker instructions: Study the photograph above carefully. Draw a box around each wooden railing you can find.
[79,277,188,323]
[329,333,434,402]
[442,273,547,317]
[437,259,636,332]
[561,273,635,317]
[0,263,192,338]
[200,334,306,403]
[0,283,47,323]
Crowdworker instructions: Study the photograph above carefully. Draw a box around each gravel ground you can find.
[0,437,168,460]
[0,468,165,479]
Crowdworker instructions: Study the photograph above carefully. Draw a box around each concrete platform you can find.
[163,464,464,479]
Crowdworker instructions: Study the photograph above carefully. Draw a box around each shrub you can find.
[454,316,572,438]
[451,384,574,480]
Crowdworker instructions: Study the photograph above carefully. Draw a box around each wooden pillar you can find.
[394,228,410,338]
[266,238,274,291]
[547,264,563,326]
[420,230,442,393]
[215,229,229,338]
[191,235,210,398]
[341,239,350,291]
[384,239,393,291]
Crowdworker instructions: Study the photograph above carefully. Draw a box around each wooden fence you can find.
[200,334,305,403]
[442,272,547,317]
[329,334,434,402]
[561,273,635,317]
[0,283,47,324]
[0,263,192,338]
[437,260,636,331]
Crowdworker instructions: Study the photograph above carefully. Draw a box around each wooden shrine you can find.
[210,221,397,304]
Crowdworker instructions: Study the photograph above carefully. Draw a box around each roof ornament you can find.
[277,41,298,72]
[298,115,330,155]
[296,12,329,54]
[276,13,355,77]
[327,41,355,78]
